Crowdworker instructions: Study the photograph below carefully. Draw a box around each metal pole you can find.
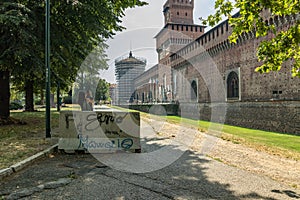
[45,0,51,138]
[57,81,60,112]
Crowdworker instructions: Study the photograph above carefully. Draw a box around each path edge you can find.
[0,144,58,180]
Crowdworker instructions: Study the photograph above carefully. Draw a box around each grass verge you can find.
[0,109,61,169]
[165,115,300,160]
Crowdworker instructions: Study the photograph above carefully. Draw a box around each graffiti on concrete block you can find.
[59,111,140,151]
[78,134,133,150]
[84,113,129,131]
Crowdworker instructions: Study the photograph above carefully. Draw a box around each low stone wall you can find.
[179,101,300,135]
[121,104,179,115]
[125,101,300,135]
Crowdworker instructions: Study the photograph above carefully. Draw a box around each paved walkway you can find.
[1,118,300,199]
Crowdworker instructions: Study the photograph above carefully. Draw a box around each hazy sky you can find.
[99,0,215,83]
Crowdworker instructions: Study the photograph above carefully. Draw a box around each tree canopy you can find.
[95,78,110,101]
[0,0,147,119]
[202,0,300,77]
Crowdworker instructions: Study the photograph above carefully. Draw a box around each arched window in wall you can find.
[227,71,239,99]
[191,80,197,100]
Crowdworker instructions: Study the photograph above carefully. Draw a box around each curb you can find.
[0,144,58,181]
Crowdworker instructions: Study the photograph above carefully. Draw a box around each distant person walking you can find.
[85,90,94,111]
[77,90,94,111]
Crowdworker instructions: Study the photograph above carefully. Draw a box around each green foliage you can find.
[9,102,23,110]
[63,96,72,104]
[95,79,110,101]
[202,0,300,77]
[0,0,147,117]
[0,1,37,70]
[75,43,109,91]
[10,87,24,102]
[34,99,43,105]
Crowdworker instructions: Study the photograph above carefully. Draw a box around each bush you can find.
[35,99,43,105]
[63,96,72,104]
[9,102,23,110]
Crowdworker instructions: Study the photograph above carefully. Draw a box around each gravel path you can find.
[143,116,300,189]
[207,138,300,188]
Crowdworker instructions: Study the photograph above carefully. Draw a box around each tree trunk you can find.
[0,70,10,119]
[25,79,35,112]
[40,87,44,105]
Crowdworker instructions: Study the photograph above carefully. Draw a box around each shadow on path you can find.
[0,137,298,199]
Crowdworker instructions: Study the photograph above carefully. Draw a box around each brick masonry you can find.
[127,101,300,134]
[179,101,300,135]
[132,0,300,134]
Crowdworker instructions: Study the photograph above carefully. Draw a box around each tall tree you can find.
[203,0,300,77]
[0,0,147,120]
[95,79,110,101]
[75,43,109,91]
[0,2,35,118]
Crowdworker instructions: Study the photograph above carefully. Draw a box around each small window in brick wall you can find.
[273,90,282,95]
[227,71,239,99]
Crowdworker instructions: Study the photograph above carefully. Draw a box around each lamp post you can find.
[57,81,60,112]
[45,0,51,138]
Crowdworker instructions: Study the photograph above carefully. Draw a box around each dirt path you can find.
[207,138,300,188]
[142,116,300,189]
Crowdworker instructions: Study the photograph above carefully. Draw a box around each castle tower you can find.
[115,51,146,104]
[163,0,194,24]
[155,0,205,63]
[153,0,205,102]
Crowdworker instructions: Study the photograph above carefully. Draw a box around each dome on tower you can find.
[115,51,146,65]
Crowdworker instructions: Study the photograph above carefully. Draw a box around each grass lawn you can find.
[0,109,62,169]
[166,115,300,160]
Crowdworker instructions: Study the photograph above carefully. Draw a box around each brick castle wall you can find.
[132,1,300,135]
